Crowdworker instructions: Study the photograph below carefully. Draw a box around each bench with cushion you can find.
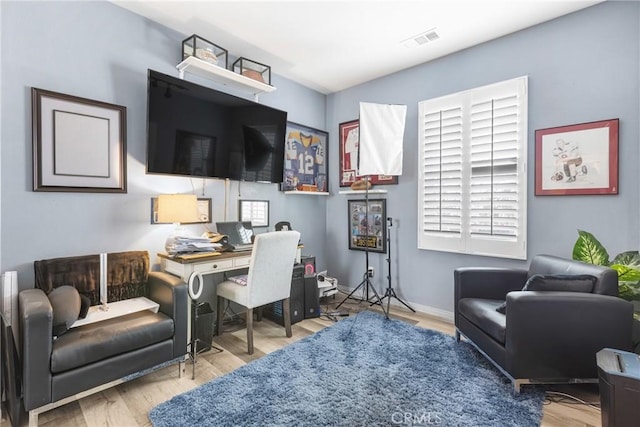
[19,251,187,425]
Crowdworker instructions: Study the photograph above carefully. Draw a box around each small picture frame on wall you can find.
[348,199,387,253]
[31,88,127,193]
[535,118,619,196]
[239,200,269,227]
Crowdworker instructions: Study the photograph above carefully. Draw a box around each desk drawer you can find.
[193,259,234,273]
[233,256,251,268]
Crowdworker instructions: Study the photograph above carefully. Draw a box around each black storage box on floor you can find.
[597,347,640,427]
[264,264,305,326]
[193,301,214,353]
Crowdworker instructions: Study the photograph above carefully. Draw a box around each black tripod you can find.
[336,178,387,319]
[376,217,415,314]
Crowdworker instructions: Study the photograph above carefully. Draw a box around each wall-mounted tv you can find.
[146,69,287,183]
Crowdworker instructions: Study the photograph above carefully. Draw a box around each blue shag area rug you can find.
[149,311,544,426]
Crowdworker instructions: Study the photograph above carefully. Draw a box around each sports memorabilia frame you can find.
[338,119,398,187]
[281,121,328,192]
[348,199,387,253]
[535,118,619,196]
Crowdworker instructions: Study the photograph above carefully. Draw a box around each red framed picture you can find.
[338,119,398,187]
[535,118,619,196]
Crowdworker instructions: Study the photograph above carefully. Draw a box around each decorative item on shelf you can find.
[182,34,228,68]
[350,179,372,191]
[232,57,271,85]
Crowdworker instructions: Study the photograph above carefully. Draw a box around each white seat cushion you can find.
[217,280,251,307]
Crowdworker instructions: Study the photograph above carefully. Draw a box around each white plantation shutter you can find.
[418,76,527,259]
[421,106,463,234]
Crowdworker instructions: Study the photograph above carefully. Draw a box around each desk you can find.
[159,251,252,378]
[159,251,252,282]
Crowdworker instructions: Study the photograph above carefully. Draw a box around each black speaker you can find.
[304,275,320,318]
[597,348,640,427]
[301,255,316,276]
[264,264,305,326]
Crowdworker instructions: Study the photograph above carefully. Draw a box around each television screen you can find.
[146,69,287,183]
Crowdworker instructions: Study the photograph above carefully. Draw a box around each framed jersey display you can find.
[282,122,328,192]
[339,119,398,187]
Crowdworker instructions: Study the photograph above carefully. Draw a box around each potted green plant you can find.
[572,229,640,353]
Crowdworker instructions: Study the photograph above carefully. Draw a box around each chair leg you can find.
[216,296,225,336]
[256,306,263,321]
[283,297,292,338]
[246,307,254,355]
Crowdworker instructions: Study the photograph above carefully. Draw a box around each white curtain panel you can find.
[358,102,407,176]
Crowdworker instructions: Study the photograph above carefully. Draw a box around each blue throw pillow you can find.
[495,274,597,314]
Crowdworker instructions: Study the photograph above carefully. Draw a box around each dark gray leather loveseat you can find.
[19,251,187,425]
[454,254,633,392]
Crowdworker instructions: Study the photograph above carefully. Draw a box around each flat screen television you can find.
[146,69,287,183]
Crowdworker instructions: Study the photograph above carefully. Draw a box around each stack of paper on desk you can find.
[166,236,221,255]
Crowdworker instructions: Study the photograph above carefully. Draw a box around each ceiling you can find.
[113,0,602,94]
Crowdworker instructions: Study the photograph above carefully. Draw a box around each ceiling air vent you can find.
[402,28,440,48]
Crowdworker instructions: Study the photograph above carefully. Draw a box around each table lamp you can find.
[157,194,199,252]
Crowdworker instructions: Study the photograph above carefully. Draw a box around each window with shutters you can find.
[417,76,527,259]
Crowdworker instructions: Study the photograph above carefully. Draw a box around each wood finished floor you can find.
[1,297,602,427]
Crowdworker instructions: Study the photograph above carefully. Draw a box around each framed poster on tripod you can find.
[347,199,387,253]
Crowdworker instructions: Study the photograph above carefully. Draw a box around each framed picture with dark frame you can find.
[339,119,398,187]
[150,197,212,224]
[348,199,387,253]
[281,121,328,192]
[535,118,619,196]
[238,199,270,227]
[32,88,127,193]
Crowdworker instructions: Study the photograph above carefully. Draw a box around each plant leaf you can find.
[572,230,609,266]
[618,281,640,302]
[611,264,640,282]
[611,251,640,268]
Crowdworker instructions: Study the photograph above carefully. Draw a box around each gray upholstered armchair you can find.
[454,254,634,392]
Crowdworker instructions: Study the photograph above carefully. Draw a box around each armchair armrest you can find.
[505,291,633,379]
[19,289,53,411]
[148,271,188,358]
[454,267,528,301]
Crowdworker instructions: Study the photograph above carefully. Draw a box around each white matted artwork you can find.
[32,88,127,192]
[535,119,618,196]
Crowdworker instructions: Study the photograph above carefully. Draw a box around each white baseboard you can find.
[335,285,454,324]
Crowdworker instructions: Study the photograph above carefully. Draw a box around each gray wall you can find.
[326,1,640,318]
[0,0,327,290]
